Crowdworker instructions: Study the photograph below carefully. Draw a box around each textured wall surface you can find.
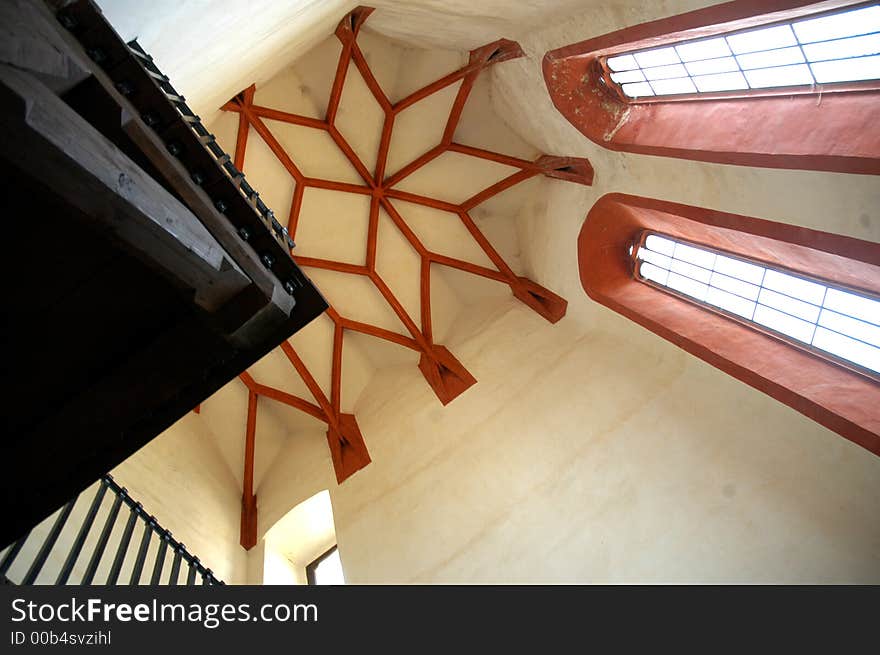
[88,1,880,583]
[332,299,880,582]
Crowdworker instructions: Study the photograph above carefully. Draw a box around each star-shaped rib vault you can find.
[219,5,593,547]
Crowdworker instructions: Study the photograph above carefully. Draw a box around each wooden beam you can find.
[383,143,445,188]
[331,320,344,413]
[240,390,258,550]
[393,63,481,114]
[279,341,337,427]
[251,104,328,131]
[460,169,538,211]
[351,43,392,113]
[252,383,327,423]
[233,85,255,170]
[287,183,305,240]
[328,124,375,187]
[326,41,353,124]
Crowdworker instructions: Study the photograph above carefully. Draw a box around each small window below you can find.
[306,546,345,585]
[633,232,880,378]
[605,3,880,100]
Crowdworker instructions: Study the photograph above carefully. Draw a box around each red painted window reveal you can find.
[543,0,880,174]
[577,193,880,455]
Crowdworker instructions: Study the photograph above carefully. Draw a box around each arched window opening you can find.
[578,193,880,456]
[543,0,880,174]
[604,3,880,101]
[632,231,880,380]
[261,490,344,585]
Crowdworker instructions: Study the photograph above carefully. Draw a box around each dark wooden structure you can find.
[1,0,327,546]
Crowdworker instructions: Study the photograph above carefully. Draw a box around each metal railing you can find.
[0,475,223,585]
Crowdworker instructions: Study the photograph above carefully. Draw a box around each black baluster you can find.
[22,498,77,584]
[57,480,109,584]
[81,489,125,585]
[186,556,199,585]
[149,530,171,585]
[168,543,184,585]
[106,503,140,585]
[129,516,156,585]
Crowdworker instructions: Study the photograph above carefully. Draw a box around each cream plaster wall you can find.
[2,414,246,584]
[95,0,604,122]
[329,299,880,582]
[109,413,247,583]
[85,1,880,583]
[263,546,304,585]
[97,0,354,124]
[258,490,339,585]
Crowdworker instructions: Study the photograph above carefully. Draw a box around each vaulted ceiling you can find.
[168,5,594,543]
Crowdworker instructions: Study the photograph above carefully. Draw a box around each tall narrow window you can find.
[578,193,880,456]
[605,3,880,100]
[544,0,880,174]
[633,233,880,379]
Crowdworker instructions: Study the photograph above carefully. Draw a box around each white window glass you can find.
[634,47,681,68]
[763,269,825,306]
[670,258,712,284]
[823,288,880,325]
[757,288,821,323]
[709,270,761,301]
[639,248,673,269]
[685,57,740,75]
[650,77,698,95]
[793,5,880,43]
[811,54,880,82]
[694,71,749,92]
[736,46,805,70]
[634,232,880,375]
[607,54,638,71]
[645,234,676,256]
[753,304,816,343]
[714,253,764,284]
[727,25,798,54]
[640,261,670,286]
[605,4,880,99]
[706,286,756,318]
[812,328,880,372]
[676,37,731,61]
[744,63,814,88]
[610,69,646,84]
[819,309,880,347]
[667,271,709,301]
[801,33,880,62]
[621,81,655,97]
[673,241,716,269]
[644,63,689,80]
